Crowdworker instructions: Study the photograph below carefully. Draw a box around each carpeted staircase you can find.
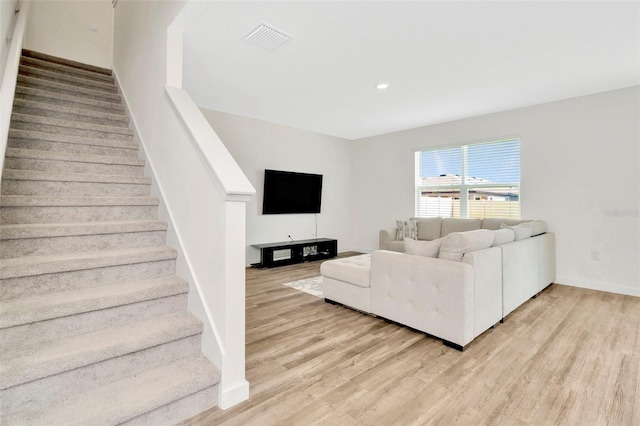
[0,50,220,425]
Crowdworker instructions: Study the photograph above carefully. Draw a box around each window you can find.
[415,139,520,219]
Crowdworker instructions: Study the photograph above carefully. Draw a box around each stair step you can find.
[0,277,189,354]
[8,129,136,148]
[22,49,112,76]
[0,220,167,240]
[1,169,151,197]
[12,112,132,137]
[11,113,134,141]
[15,85,125,114]
[17,74,122,104]
[0,196,159,225]
[4,147,145,176]
[0,276,187,329]
[1,256,177,301]
[0,194,157,208]
[12,98,129,128]
[8,128,138,158]
[0,220,167,258]
[20,55,115,84]
[19,64,119,94]
[3,353,219,426]
[0,243,175,301]
[1,169,150,184]
[0,245,175,279]
[1,285,188,355]
[0,311,203,389]
[1,334,201,417]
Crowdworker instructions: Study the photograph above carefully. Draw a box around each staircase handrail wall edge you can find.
[0,0,30,185]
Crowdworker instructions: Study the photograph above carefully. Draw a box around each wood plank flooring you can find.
[184,252,640,425]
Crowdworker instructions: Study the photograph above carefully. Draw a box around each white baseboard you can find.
[556,276,640,297]
[218,379,250,409]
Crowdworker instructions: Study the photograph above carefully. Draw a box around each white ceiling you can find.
[182,1,640,140]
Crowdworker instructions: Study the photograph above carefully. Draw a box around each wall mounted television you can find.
[262,169,323,214]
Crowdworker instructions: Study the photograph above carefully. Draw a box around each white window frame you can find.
[415,139,521,219]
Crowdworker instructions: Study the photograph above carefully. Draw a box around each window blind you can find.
[415,139,520,219]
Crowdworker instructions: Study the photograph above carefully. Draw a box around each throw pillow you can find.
[405,219,418,239]
[395,219,419,240]
[500,222,533,241]
[404,237,443,258]
[492,228,515,246]
[438,229,495,262]
[395,219,405,240]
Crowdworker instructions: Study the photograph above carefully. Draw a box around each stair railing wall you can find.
[112,0,254,409]
[162,85,255,410]
[0,0,29,180]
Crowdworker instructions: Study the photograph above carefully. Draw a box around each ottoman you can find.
[320,254,372,313]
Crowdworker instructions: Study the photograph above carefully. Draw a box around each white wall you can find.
[352,87,640,296]
[201,109,353,265]
[24,0,113,68]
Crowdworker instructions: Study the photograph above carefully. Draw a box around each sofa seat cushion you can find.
[320,254,372,288]
[438,229,494,261]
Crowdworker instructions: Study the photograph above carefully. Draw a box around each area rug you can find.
[283,276,323,298]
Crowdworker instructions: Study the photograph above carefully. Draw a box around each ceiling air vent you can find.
[244,22,291,50]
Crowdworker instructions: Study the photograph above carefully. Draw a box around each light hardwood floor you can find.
[185,252,640,425]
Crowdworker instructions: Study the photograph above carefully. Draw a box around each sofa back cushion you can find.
[441,218,481,237]
[412,217,442,241]
[528,220,547,236]
[404,237,444,258]
[481,218,529,230]
[491,228,515,246]
[438,229,494,261]
[500,222,533,240]
[386,240,406,252]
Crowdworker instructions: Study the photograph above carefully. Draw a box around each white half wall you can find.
[351,86,640,296]
[201,109,354,265]
[24,0,113,68]
[0,0,20,82]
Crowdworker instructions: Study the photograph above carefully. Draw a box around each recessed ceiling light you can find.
[376,82,389,90]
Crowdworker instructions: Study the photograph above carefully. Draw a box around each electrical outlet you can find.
[591,250,600,261]
[88,24,98,32]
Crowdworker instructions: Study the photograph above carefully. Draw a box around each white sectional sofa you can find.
[321,217,556,350]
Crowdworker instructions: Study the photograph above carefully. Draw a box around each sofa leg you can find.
[500,318,505,323]
[442,340,464,352]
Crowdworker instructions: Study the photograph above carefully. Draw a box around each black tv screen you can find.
[262,169,323,214]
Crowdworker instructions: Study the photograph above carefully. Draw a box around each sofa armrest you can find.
[370,250,475,347]
[379,228,397,250]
